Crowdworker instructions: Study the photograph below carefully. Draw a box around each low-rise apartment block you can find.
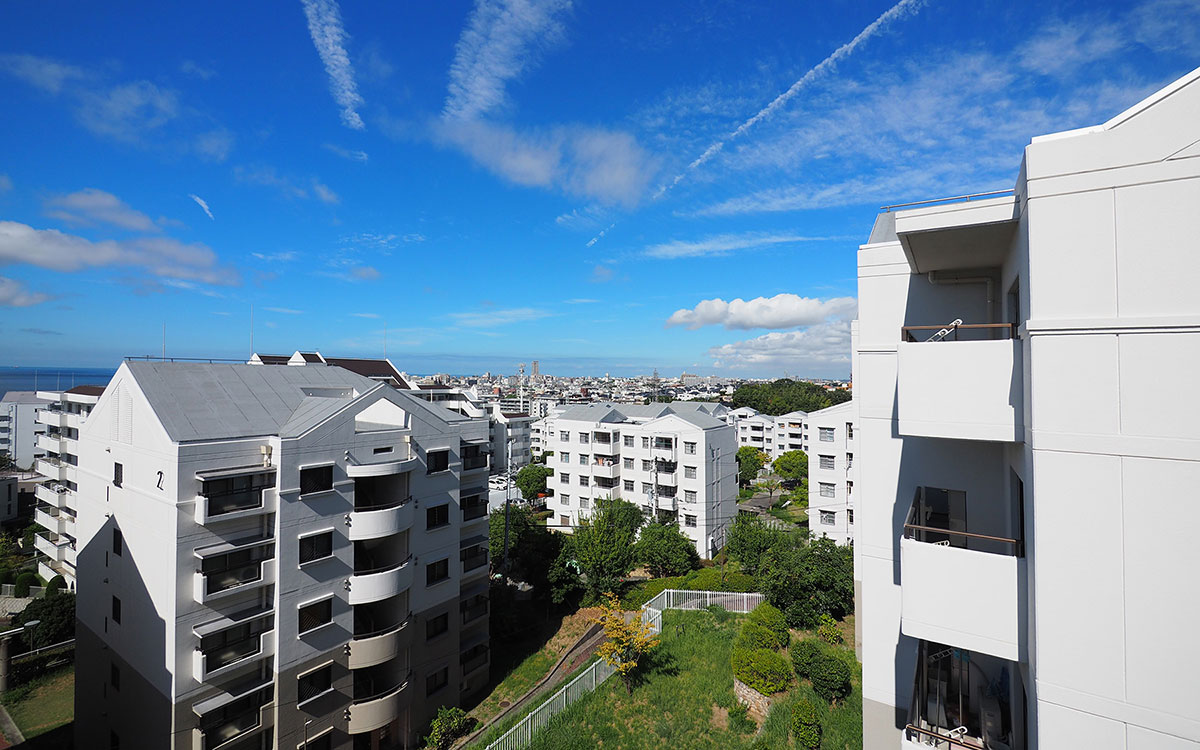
[804,401,855,546]
[0,391,51,470]
[74,361,490,750]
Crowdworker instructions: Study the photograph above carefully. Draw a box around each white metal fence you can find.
[483,589,764,750]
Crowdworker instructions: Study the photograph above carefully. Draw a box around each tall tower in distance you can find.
[531,360,539,381]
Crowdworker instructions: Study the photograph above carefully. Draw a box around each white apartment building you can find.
[856,68,1200,749]
[735,412,775,457]
[0,391,51,470]
[803,401,855,546]
[74,362,490,750]
[772,409,808,459]
[31,385,104,589]
[489,407,532,473]
[549,402,736,558]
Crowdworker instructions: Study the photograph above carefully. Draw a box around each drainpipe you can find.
[927,271,995,323]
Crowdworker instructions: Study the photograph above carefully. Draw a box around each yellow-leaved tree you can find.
[591,591,659,694]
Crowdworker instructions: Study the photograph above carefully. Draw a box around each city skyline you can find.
[2,0,1198,377]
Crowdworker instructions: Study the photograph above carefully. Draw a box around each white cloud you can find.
[667,294,857,330]
[437,119,657,206]
[644,232,839,259]
[0,277,50,307]
[442,0,572,122]
[189,194,215,220]
[324,143,369,162]
[350,265,379,280]
[264,307,303,315]
[195,129,234,162]
[708,320,852,374]
[590,264,614,283]
[311,180,340,204]
[76,80,180,142]
[351,312,380,318]
[180,60,217,80]
[564,298,598,304]
[655,0,925,197]
[0,175,12,192]
[43,189,158,232]
[252,251,298,262]
[0,220,238,285]
[449,307,552,327]
[0,53,87,93]
[300,0,365,130]
[235,165,339,203]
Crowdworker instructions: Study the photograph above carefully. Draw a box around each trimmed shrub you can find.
[731,647,792,695]
[817,613,844,645]
[424,706,474,750]
[790,638,824,679]
[13,572,38,598]
[735,620,782,652]
[791,699,822,749]
[748,603,789,648]
[810,654,853,703]
[784,600,815,629]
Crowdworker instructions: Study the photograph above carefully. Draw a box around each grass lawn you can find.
[4,666,74,740]
[768,501,808,526]
[521,609,862,750]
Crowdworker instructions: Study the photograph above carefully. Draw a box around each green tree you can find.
[488,505,562,592]
[0,452,16,473]
[13,593,75,649]
[757,537,854,628]
[730,380,852,415]
[592,592,659,694]
[514,464,554,500]
[635,522,700,578]
[736,446,769,487]
[726,514,781,575]
[547,538,585,605]
[424,706,475,750]
[573,498,644,599]
[772,450,808,481]
[761,478,781,503]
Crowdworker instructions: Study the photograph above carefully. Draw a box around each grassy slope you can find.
[524,610,862,750]
[5,667,74,739]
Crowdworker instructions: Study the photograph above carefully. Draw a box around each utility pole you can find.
[502,437,513,574]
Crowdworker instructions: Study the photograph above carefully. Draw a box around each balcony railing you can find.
[462,497,488,522]
[461,648,489,676]
[902,523,1022,557]
[461,549,488,572]
[901,321,1016,343]
[461,599,488,625]
[463,455,489,471]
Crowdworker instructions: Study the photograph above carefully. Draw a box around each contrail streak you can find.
[652,0,925,199]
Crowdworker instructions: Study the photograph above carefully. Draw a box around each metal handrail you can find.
[352,616,409,640]
[352,671,410,703]
[903,523,1023,555]
[901,323,1016,342]
[881,188,1014,212]
[353,495,412,513]
[352,554,411,577]
[903,724,980,749]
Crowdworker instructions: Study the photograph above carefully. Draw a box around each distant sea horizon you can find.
[0,367,118,399]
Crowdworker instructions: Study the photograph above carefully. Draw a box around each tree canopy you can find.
[514,464,554,500]
[726,513,784,575]
[572,497,645,599]
[635,522,700,578]
[731,380,851,416]
[773,450,808,481]
[756,537,854,628]
[489,505,563,592]
[13,593,75,650]
[736,446,769,486]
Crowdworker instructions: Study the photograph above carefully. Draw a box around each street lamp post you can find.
[0,619,42,692]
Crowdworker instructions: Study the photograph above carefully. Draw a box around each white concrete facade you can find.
[0,391,51,470]
[549,403,737,558]
[73,362,490,750]
[857,67,1200,750]
[804,401,856,546]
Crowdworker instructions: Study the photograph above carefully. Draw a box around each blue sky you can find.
[1,0,1197,377]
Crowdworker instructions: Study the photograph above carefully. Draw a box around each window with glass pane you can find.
[300,465,333,494]
[299,532,333,564]
[297,665,332,703]
[298,599,332,634]
[426,504,449,529]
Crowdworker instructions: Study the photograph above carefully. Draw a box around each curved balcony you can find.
[347,678,408,735]
[346,455,419,478]
[347,620,410,670]
[346,497,413,542]
[347,557,413,606]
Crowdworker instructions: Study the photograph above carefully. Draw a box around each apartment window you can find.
[820,511,836,526]
[427,450,449,473]
[765,439,772,444]
[299,465,333,495]
[623,458,633,469]
[560,431,570,441]
[684,466,697,479]
[298,531,334,565]
[426,558,450,586]
[623,480,634,491]
[641,437,649,449]
[111,596,121,624]
[684,515,697,528]
[112,529,122,557]
[298,598,333,634]
[578,433,590,444]
[426,504,450,529]
[623,435,634,447]
[561,494,570,506]
[684,441,696,455]
[426,667,449,696]
[561,452,569,463]
[846,423,854,440]
[684,490,697,503]
[848,509,854,525]
[846,453,853,469]
[426,612,449,640]
[819,455,835,470]
[641,482,652,493]
[580,497,589,509]
[819,482,835,498]
[110,662,121,691]
[579,476,589,487]
[579,454,588,465]
[560,473,569,484]
[819,427,835,442]
[559,514,569,526]
[846,481,853,497]
[373,446,393,455]
[641,459,651,471]
[297,664,333,705]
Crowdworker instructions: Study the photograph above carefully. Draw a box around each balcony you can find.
[897,323,1022,443]
[900,509,1025,661]
[35,483,70,509]
[461,645,489,677]
[461,595,488,626]
[35,505,66,536]
[460,547,488,576]
[35,532,69,563]
[35,457,71,483]
[193,683,273,750]
[347,557,413,605]
[35,410,67,429]
[591,460,620,479]
[345,446,419,478]
[36,433,64,455]
[195,485,276,526]
[462,495,488,523]
[347,676,408,735]
[193,628,275,682]
[347,496,413,541]
[462,454,490,472]
[347,620,409,670]
[195,541,276,604]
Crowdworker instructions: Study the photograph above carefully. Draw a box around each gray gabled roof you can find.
[124,361,384,442]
